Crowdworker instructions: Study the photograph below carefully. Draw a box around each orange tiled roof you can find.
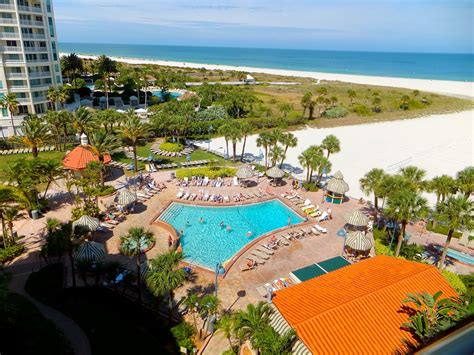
[272,255,458,354]
[63,145,111,170]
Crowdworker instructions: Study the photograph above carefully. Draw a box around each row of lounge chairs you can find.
[281,192,331,221]
[176,188,269,202]
[150,144,194,157]
[241,225,325,272]
[0,146,56,155]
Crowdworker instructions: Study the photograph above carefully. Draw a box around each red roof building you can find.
[272,256,458,354]
[63,145,111,170]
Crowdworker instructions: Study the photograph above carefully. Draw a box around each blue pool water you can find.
[447,248,474,266]
[152,91,182,101]
[159,199,304,269]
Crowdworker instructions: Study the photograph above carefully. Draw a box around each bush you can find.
[176,167,236,179]
[160,142,184,152]
[373,228,391,255]
[302,182,319,192]
[324,106,348,119]
[353,104,372,116]
[195,105,227,121]
[441,269,467,295]
[399,242,425,261]
[93,185,116,197]
[0,244,25,264]
[171,322,195,353]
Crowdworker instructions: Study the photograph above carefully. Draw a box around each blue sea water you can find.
[159,200,304,269]
[59,42,474,82]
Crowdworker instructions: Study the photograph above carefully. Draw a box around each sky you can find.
[54,0,473,53]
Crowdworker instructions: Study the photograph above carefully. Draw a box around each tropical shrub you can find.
[302,182,319,192]
[195,105,227,121]
[71,205,100,220]
[93,185,116,197]
[323,106,348,119]
[353,103,372,116]
[0,244,25,264]
[176,167,236,179]
[399,242,424,261]
[171,321,195,352]
[441,269,467,295]
[160,142,184,152]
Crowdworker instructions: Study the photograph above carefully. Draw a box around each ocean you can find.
[59,42,474,82]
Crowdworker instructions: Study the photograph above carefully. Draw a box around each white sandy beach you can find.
[63,53,474,99]
[62,52,474,202]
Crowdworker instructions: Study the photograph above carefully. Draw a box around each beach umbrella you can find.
[74,240,106,262]
[326,171,349,194]
[236,165,254,179]
[345,231,373,251]
[72,215,100,232]
[266,166,285,179]
[114,189,137,206]
[344,210,369,227]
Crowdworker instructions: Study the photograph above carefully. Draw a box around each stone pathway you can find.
[9,272,92,355]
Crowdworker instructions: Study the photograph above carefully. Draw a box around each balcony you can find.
[3,58,25,65]
[21,32,45,39]
[9,84,28,90]
[17,5,42,13]
[0,45,22,52]
[19,19,43,26]
[0,3,15,10]
[24,46,48,52]
[0,32,19,38]
[30,82,51,88]
[6,72,26,79]
[0,18,17,24]
[17,97,30,103]
[28,71,51,78]
[26,58,49,64]
[32,95,47,103]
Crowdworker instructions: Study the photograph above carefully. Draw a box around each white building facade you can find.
[0,0,61,137]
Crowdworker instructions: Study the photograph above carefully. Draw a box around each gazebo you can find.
[114,189,138,208]
[72,215,100,233]
[344,210,369,229]
[236,165,254,187]
[266,166,285,186]
[63,133,111,176]
[344,230,373,252]
[74,240,106,262]
[325,171,349,204]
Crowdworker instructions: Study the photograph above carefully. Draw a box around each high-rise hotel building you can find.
[0,0,61,136]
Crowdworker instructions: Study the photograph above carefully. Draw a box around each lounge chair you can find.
[247,256,265,265]
[233,176,239,186]
[276,235,290,246]
[313,224,327,233]
[257,246,274,255]
[176,189,184,199]
[318,211,329,222]
[240,263,256,272]
[252,250,270,260]
[182,192,190,200]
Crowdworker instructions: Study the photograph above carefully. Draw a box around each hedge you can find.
[160,142,184,152]
[324,106,348,119]
[0,244,25,264]
[441,269,467,295]
[176,167,236,179]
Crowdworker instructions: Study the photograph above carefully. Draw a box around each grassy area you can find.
[25,264,178,355]
[1,273,72,355]
[0,150,65,178]
[426,221,463,239]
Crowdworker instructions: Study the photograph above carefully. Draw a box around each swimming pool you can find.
[159,199,304,269]
[446,248,474,266]
[152,91,181,101]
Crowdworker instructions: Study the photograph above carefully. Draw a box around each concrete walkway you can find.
[9,273,92,355]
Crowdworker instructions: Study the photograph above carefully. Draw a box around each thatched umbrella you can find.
[345,231,373,251]
[74,240,106,262]
[114,189,137,206]
[236,165,254,179]
[344,210,369,227]
[72,215,100,232]
[266,166,285,179]
[325,171,349,204]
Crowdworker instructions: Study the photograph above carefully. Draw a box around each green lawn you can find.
[0,150,65,179]
[25,264,178,355]
[426,221,463,239]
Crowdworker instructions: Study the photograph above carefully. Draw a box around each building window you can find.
[34,103,45,114]
[18,106,28,114]
[48,17,54,37]
[46,0,51,12]
[6,40,17,46]
[1,108,8,117]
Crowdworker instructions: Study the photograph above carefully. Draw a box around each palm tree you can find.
[385,189,428,257]
[429,175,456,204]
[216,311,237,349]
[89,130,119,185]
[120,227,155,304]
[199,294,220,335]
[456,166,474,198]
[240,121,252,162]
[61,53,83,88]
[57,86,70,109]
[300,92,312,118]
[435,196,474,270]
[37,159,63,199]
[0,92,19,136]
[269,144,284,168]
[119,115,151,172]
[279,132,297,167]
[359,168,386,210]
[3,206,19,245]
[256,132,272,169]
[321,134,340,159]
[47,86,60,110]
[184,293,200,334]
[298,148,314,182]
[146,250,186,321]
[347,89,356,106]
[400,95,410,110]
[278,103,292,117]
[400,166,426,192]
[237,302,272,352]
[95,55,117,109]
[72,106,93,135]
[19,114,51,158]
[255,326,296,355]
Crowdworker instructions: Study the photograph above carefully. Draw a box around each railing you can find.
[6,72,26,79]
[24,46,48,52]
[28,71,51,78]
[22,33,46,39]
[8,85,28,89]
[17,5,42,13]
[3,59,25,64]
[17,97,30,103]
[0,3,15,10]
[32,96,47,103]
[0,46,21,51]
[19,19,43,26]
[26,58,49,63]
[30,82,51,88]
[0,18,17,24]
[0,32,19,38]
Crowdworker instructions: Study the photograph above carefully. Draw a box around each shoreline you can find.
[60,52,474,99]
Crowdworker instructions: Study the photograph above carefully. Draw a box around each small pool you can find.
[152,91,181,101]
[446,248,474,265]
[159,199,304,269]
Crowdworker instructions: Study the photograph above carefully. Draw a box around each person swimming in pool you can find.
[246,231,253,237]
[186,221,190,227]
[219,221,225,228]
[199,217,205,223]
[226,225,232,232]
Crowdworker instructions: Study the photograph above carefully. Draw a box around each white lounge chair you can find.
[313,224,327,233]
[233,176,239,186]
[318,211,329,222]
[176,189,184,199]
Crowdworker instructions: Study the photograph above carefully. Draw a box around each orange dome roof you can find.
[63,145,112,170]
